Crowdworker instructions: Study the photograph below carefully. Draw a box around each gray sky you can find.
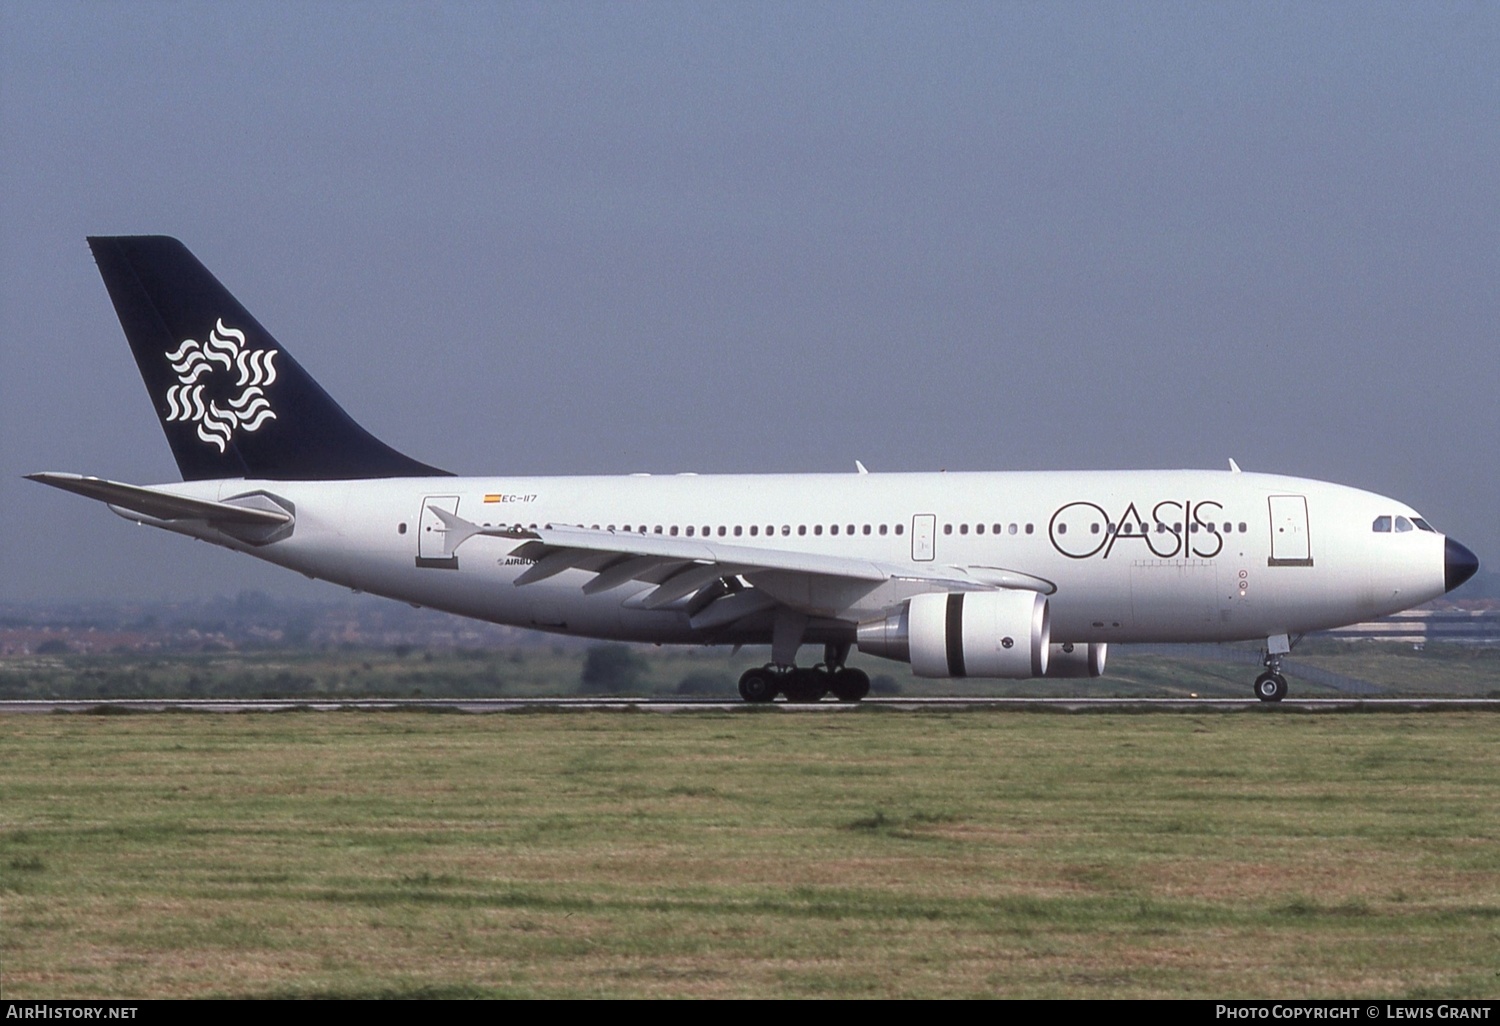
[2,1,1496,603]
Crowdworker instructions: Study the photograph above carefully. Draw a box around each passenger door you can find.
[1267,495,1312,567]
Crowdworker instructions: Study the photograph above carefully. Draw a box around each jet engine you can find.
[1044,642,1107,678]
[857,591,1050,678]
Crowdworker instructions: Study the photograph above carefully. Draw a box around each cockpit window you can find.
[1412,518,1436,532]
[1395,516,1414,533]
[1372,516,1392,533]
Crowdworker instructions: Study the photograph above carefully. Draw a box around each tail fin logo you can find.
[162,319,279,453]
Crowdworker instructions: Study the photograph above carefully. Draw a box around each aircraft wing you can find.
[426,507,1053,624]
[27,473,292,526]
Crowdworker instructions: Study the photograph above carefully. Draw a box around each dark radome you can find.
[1445,537,1480,593]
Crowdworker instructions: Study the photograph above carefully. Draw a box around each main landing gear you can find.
[737,642,871,704]
[736,665,872,703]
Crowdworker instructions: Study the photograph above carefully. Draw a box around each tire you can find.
[830,667,871,702]
[1254,672,1288,703]
[738,668,779,703]
[781,668,828,703]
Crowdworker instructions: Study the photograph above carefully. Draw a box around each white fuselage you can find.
[139,468,1449,650]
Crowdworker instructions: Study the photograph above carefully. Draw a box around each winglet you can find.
[426,504,481,556]
[855,460,869,475]
[1228,458,1242,474]
[426,504,536,555]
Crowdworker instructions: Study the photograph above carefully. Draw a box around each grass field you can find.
[2,710,1498,998]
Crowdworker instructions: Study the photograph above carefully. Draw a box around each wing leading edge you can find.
[426,506,1055,628]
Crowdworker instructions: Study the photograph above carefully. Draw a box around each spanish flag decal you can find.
[484,494,501,503]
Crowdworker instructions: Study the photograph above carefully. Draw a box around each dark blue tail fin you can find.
[88,235,450,481]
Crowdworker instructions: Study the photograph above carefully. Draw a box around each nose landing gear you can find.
[1254,670,1288,702]
[1254,635,1297,702]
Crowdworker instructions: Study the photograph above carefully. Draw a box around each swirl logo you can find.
[163,319,279,453]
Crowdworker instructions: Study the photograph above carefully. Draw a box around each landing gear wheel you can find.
[1254,672,1288,703]
[738,668,779,704]
[830,667,871,702]
[781,667,829,703]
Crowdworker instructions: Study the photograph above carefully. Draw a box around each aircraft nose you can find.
[1445,537,1480,593]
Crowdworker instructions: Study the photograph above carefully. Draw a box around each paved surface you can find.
[3,697,1499,714]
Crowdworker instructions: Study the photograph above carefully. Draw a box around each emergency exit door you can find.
[416,494,461,569]
[911,514,936,562]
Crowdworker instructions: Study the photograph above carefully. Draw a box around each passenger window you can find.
[831,524,839,536]
[976,523,985,535]
[1025,524,1033,534]
[895,524,904,535]
[798,525,806,536]
[863,525,871,535]
[685,526,694,537]
[943,524,953,535]
[671,526,680,536]
[1008,524,1017,536]
[959,524,969,535]
[734,526,742,537]
[814,525,823,536]
[750,526,758,536]
[781,525,790,536]
[993,523,1002,534]
[1395,516,1414,533]
[879,524,888,536]
[1238,523,1247,533]
[1372,516,1392,533]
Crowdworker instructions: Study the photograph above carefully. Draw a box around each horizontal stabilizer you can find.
[27,473,291,525]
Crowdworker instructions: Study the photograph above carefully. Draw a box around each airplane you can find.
[29,236,1480,703]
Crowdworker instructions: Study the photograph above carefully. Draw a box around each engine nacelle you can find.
[1044,642,1108,678]
[857,591,1050,678]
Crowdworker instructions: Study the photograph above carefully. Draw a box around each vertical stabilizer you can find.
[88,235,450,481]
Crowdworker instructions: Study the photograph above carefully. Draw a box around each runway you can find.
[4,697,1499,714]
